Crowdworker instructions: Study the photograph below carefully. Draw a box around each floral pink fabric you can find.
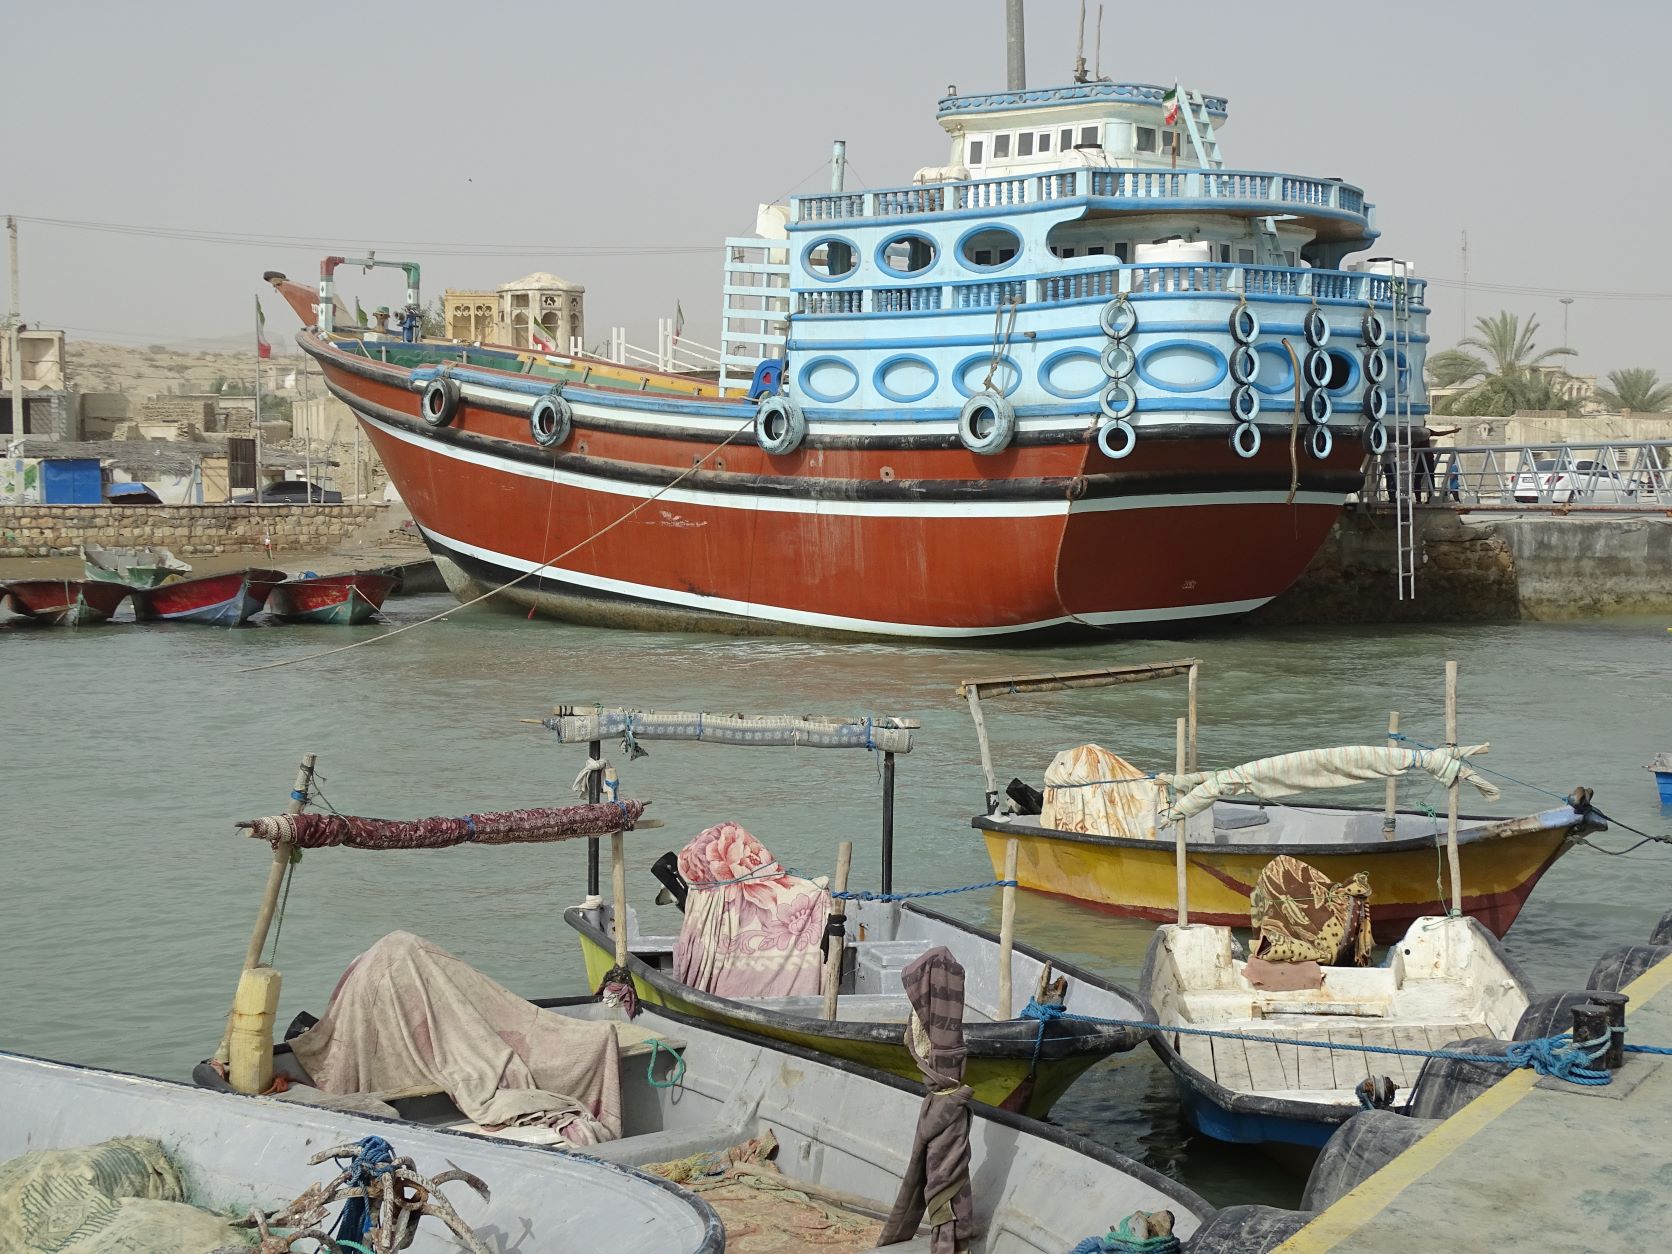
[672,822,830,999]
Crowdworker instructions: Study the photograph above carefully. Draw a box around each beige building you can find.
[442,272,586,351]
[1,327,70,437]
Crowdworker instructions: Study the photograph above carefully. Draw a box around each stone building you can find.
[442,273,586,351]
[1,327,74,438]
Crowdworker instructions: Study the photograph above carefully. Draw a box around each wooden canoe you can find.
[194,996,1212,1250]
[1140,915,1531,1147]
[131,568,287,626]
[4,1049,722,1253]
[267,571,397,624]
[568,896,1154,1118]
[1,578,131,626]
[975,799,1603,943]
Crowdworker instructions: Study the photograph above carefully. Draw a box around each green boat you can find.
[81,545,191,589]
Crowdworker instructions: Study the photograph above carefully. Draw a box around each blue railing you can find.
[953,279,1028,309]
[873,285,943,312]
[797,290,864,315]
[793,166,1370,225]
[1037,268,1122,303]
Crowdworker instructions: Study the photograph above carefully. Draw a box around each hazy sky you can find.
[5,0,1668,379]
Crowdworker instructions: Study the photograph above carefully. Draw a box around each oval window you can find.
[804,237,858,281]
[877,232,938,277]
[959,226,1022,271]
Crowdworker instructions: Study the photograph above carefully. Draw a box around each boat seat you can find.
[854,940,932,991]
[585,1119,756,1167]
[1212,804,1271,830]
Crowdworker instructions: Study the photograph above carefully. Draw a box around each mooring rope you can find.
[242,415,757,672]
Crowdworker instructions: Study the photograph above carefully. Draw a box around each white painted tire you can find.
[755,396,807,455]
[1229,344,1259,386]
[1099,296,1137,339]
[1231,422,1262,459]
[1362,310,1387,347]
[1230,304,1260,344]
[957,391,1017,456]
[1309,425,1334,460]
[1098,379,1137,421]
[1095,419,1137,460]
[529,393,572,447]
[1100,340,1136,379]
[1305,388,1333,426]
[1303,307,1330,347]
[421,377,460,428]
[1363,420,1388,456]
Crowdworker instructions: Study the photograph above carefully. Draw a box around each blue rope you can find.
[329,1136,397,1243]
[646,1038,687,1089]
[290,789,308,802]
[864,716,875,751]
[833,880,1017,902]
[1020,1000,1617,1087]
[1625,1044,1672,1056]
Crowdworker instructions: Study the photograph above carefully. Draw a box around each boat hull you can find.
[267,572,396,624]
[307,336,1360,639]
[568,899,1151,1118]
[131,569,287,625]
[976,804,1596,942]
[1,579,130,626]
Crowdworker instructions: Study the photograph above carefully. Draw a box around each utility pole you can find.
[1459,229,1469,340]
[1560,297,1573,350]
[7,216,21,440]
[1005,0,1026,90]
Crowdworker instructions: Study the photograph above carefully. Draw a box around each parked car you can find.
[1511,459,1637,505]
[231,481,343,504]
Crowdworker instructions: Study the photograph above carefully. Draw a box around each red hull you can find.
[267,572,396,623]
[3,580,131,625]
[305,337,1360,637]
[132,569,287,625]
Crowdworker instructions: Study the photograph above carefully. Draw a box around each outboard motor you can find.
[651,851,689,912]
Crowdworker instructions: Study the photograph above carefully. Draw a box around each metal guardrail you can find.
[1357,440,1672,510]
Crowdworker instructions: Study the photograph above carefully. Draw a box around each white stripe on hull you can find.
[427,525,1271,638]
[359,411,1343,520]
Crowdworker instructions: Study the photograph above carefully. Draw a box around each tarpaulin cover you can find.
[290,931,621,1144]
[1041,744,1159,839]
[673,823,830,999]
[1159,744,1500,824]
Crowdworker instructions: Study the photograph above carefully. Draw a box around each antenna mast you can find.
[1074,1,1088,83]
[1005,0,1026,90]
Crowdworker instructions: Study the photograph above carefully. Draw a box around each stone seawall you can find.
[1257,508,1672,624]
[0,504,389,558]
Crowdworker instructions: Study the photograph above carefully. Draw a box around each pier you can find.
[1277,951,1672,1252]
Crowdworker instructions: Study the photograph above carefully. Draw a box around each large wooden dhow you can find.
[266,54,1428,638]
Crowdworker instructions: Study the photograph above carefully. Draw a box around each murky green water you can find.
[2,601,1667,1207]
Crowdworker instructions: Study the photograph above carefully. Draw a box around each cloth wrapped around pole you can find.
[240,800,645,850]
[543,708,914,754]
[878,946,973,1254]
[1158,743,1499,824]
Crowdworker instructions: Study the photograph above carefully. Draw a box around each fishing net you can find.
[241,800,644,850]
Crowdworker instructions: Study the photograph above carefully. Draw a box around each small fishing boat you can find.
[82,543,191,588]
[1141,914,1532,1147]
[130,567,286,625]
[1,578,131,626]
[267,570,398,624]
[961,661,1606,941]
[3,1050,722,1253]
[1649,753,1672,806]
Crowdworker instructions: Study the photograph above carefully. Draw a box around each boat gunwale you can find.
[1137,916,1536,1130]
[8,1047,727,1254]
[563,899,1155,1059]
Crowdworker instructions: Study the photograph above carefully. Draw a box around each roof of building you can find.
[497,271,583,293]
[13,438,324,472]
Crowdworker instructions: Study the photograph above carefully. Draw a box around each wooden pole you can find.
[881,750,896,894]
[1187,663,1199,769]
[1382,711,1401,838]
[997,837,1020,1020]
[822,841,854,1020]
[965,688,1000,812]
[214,753,316,1064]
[1444,661,1463,915]
[585,739,602,901]
[611,828,629,969]
[1174,718,1190,925]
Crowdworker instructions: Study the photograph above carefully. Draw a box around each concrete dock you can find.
[1277,954,1672,1253]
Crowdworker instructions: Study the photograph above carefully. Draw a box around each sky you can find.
[4,0,1669,380]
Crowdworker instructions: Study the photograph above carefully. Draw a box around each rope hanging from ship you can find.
[242,416,758,672]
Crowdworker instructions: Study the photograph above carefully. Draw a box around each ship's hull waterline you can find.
[306,335,1360,639]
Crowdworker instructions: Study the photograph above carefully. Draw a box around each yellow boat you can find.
[568,895,1152,1118]
[960,661,1605,942]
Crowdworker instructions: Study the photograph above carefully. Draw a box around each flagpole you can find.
[253,306,263,500]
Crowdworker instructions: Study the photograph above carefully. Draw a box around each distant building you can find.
[1,327,75,439]
[442,273,586,351]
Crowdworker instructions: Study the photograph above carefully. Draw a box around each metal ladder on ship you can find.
[1388,261,1418,600]
[718,237,791,395]
[1175,87,1224,169]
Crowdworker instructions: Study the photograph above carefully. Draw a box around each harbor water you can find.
[2,602,1667,1207]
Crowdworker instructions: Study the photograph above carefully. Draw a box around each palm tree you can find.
[1457,311,1575,376]
[1432,311,1578,415]
[1425,348,1488,390]
[1594,368,1672,413]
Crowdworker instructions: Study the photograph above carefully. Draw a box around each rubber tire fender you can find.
[755,396,807,456]
[1229,344,1259,386]
[421,377,460,428]
[1362,310,1387,347]
[1099,295,1137,339]
[1363,420,1388,456]
[1095,418,1137,460]
[1309,425,1334,460]
[1303,306,1330,348]
[1231,384,1260,423]
[530,392,573,447]
[1305,387,1333,425]
[1231,422,1262,459]
[1230,304,1260,345]
[1363,386,1387,422]
[957,390,1017,456]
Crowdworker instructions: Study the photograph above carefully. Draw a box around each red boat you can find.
[266,571,397,624]
[130,568,287,626]
[1,579,131,626]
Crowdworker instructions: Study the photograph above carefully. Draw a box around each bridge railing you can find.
[1357,440,1672,510]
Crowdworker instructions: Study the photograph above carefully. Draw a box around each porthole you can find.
[876,232,938,277]
[802,236,859,282]
[957,225,1022,272]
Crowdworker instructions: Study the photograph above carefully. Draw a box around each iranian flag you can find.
[529,321,557,353]
[255,296,272,360]
[1162,85,1181,126]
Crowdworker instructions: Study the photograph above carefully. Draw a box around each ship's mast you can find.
[1005,0,1026,90]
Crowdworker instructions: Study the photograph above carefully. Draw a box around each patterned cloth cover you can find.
[1042,744,1160,839]
[1249,856,1374,967]
[672,823,831,999]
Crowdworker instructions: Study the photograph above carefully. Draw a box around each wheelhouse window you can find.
[1059,127,1073,151]
[1134,126,1157,153]
[1079,124,1100,147]
[1017,132,1034,157]
[1037,131,1052,154]
[967,138,984,166]
[993,133,1011,158]
[1236,247,1255,264]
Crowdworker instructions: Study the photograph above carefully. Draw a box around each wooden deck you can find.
[1175,1022,1490,1096]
